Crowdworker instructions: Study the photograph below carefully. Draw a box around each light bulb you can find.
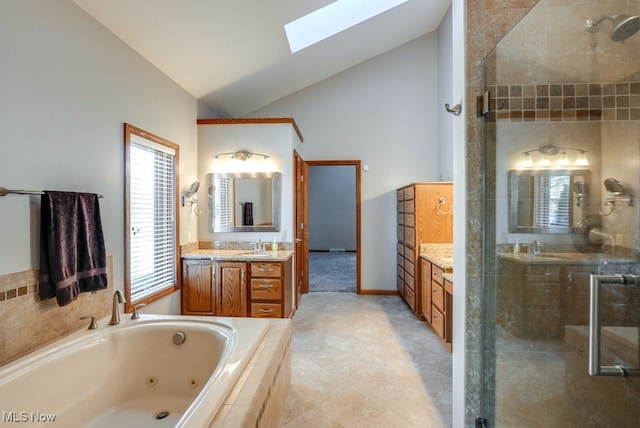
[575,152,589,166]
[557,151,570,166]
[538,154,552,167]
[521,153,535,168]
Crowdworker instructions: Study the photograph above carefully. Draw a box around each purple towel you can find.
[39,191,107,306]
[243,202,254,226]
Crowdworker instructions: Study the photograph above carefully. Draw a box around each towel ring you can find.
[436,196,453,215]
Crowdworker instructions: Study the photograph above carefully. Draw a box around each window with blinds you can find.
[533,175,571,228]
[125,124,179,308]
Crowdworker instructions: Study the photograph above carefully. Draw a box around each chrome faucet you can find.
[109,290,125,325]
[529,240,542,255]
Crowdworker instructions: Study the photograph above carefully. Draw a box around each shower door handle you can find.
[588,274,640,377]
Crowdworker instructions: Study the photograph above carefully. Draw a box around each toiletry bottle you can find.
[513,239,520,256]
[272,237,278,254]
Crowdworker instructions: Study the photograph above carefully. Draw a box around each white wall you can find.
[438,5,454,181]
[197,124,302,244]
[248,33,440,291]
[0,0,199,314]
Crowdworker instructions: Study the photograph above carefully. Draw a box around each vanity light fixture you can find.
[521,145,589,167]
[212,150,270,161]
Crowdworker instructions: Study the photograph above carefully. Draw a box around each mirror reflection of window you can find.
[533,175,570,228]
[214,176,234,227]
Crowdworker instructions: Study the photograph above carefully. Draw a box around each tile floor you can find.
[280,292,452,427]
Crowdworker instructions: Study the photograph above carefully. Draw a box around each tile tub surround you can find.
[0,256,114,367]
[211,319,291,427]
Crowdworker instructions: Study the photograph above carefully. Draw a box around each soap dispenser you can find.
[513,239,520,256]
[272,237,278,254]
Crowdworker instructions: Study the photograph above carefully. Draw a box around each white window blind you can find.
[533,175,570,228]
[129,139,176,303]
[214,176,234,227]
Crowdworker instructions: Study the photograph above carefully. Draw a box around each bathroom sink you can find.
[240,251,271,257]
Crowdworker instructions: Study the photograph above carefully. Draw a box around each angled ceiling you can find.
[74,0,451,117]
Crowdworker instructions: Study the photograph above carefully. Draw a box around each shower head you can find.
[585,14,640,42]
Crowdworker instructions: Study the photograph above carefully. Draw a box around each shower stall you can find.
[480,0,640,426]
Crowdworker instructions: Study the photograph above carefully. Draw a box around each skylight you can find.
[284,0,409,53]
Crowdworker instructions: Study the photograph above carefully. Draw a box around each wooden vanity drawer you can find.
[397,275,405,296]
[404,199,415,214]
[251,262,282,278]
[431,265,444,285]
[431,306,445,338]
[251,302,282,318]
[432,282,444,312]
[403,186,415,200]
[404,246,415,261]
[397,254,405,269]
[250,278,282,301]
[404,213,415,227]
[397,212,405,225]
[397,225,405,242]
[404,259,415,278]
[397,243,404,256]
[397,201,404,212]
[405,273,415,291]
[404,227,415,246]
[405,286,416,312]
[397,189,404,201]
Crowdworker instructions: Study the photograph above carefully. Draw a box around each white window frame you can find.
[124,123,180,312]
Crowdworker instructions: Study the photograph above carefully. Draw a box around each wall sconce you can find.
[212,150,270,161]
[521,145,589,168]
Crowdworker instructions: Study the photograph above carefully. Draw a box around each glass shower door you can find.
[482,0,640,426]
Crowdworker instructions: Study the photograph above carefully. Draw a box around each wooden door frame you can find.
[293,150,308,310]
[305,160,361,294]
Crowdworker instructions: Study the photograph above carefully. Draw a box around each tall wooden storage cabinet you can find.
[396,182,453,318]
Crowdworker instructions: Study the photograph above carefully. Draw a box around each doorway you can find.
[306,161,361,294]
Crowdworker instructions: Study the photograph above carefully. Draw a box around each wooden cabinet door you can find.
[420,259,432,322]
[217,262,247,317]
[181,260,215,315]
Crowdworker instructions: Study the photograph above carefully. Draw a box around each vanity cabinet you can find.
[217,261,248,317]
[181,259,216,315]
[249,260,292,318]
[397,182,453,318]
[420,257,453,351]
[181,256,292,318]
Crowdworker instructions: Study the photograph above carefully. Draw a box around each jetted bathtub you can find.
[0,315,269,427]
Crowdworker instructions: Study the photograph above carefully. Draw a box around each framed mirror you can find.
[508,169,590,233]
[207,172,281,232]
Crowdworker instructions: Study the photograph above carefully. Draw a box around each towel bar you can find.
[0,187,104,198]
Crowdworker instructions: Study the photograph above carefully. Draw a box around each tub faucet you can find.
[109,290,125,325]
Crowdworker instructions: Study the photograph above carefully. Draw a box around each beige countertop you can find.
[181,249,294,262]
[419,243,454,269]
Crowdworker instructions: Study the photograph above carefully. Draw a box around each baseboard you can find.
[359,290,399,296]
[309,249,357,253]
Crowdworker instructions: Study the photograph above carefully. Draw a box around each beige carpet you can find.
[280,292,452,427]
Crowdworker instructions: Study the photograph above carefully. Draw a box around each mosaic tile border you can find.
[486,82,640,122]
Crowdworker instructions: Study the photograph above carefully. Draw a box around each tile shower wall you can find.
[488,82,640,122]
[0,256,113,367]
